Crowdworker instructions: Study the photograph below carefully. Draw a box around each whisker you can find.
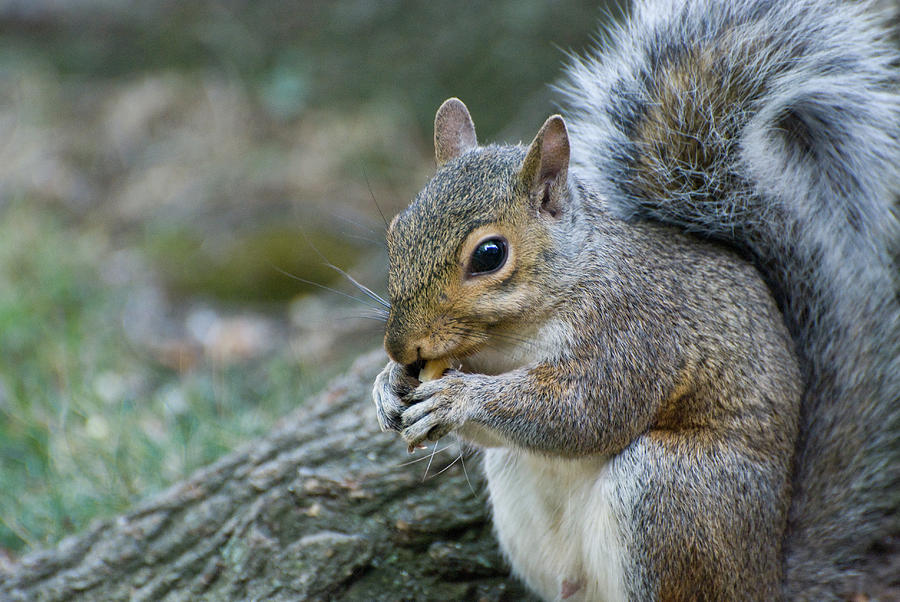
[331,313,388,325]
[488,334,549,353]
[460,447,476,495]
[325,263,390,309]
[346,312,389,323]
[282,229,389,311]
[477,325,547,347]
[339,231,382,246]
[422,441,440,480]
[272,266,384,311]
[394,444,453,467]
[363,171,390,231]
[429,451,463,478]
[330,211,382,238]
[442,322,552,356]
[293,225,391,310]
[488,331,551,353]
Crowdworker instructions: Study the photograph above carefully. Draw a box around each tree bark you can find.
[0,350,534,601]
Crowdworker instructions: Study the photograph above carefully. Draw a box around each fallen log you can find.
[0,350,532,601]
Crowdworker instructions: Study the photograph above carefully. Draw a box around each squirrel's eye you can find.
[469,237,508,275]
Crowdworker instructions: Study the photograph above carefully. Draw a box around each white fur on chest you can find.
[483,449,626,602]
[455,319,627,600]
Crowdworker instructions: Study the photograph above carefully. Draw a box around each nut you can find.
[419,358,450,382]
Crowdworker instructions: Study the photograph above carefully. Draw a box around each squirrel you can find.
[372,0,900,599]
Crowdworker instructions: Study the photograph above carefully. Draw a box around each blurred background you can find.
[0,0,607,559]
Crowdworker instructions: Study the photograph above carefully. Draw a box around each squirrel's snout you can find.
[383,333,404,364]
[385,325,436,368]
[384,308,430,365]
[383,327,416,365]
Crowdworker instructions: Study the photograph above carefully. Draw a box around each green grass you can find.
[0,201,331,553]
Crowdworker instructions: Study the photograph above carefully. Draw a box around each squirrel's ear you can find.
[434,98,478,167]
[520,115,570,218]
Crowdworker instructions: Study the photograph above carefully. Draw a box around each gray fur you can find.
[373,0,899,598]
[559,0,900,596]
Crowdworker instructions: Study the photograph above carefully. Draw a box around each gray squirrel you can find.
[372,0,900,599]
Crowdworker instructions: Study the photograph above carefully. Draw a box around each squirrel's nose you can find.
[383,329,413,365]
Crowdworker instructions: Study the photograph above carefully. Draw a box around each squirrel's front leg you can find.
[401,361,661,456]
[400,370,485,448]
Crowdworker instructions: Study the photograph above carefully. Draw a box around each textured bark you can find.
[0,350,534,601]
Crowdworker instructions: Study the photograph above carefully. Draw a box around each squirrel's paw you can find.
[372,361,416,432]
[401,371,474,448]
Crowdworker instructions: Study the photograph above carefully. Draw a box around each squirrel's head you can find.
[383,98,572,367]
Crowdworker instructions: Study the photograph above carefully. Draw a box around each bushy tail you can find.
[560,0,900,596]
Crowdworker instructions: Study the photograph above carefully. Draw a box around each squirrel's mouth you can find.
[404,358,425,379]
[404,358,454,383]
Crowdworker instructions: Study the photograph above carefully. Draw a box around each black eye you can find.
[469,237,508,275]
